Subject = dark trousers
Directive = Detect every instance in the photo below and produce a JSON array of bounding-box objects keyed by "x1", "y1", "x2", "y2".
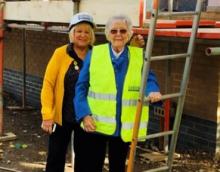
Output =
[
  {"x1": 74, "y1": 130, "x2": 130, "y2": 172},
  {"x1": 45, "y1": 123, "x2": 80, "y2": 172}
]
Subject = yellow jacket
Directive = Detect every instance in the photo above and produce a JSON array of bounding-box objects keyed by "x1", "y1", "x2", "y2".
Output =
[{"x1": 41, "y1": 44, "x2": 73, "y2": 125}]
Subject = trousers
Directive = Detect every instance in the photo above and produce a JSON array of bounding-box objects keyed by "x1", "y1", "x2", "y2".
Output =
[
  {"x1": 45, "y1": 123, "x2": 84, "y2": 172},
  {"x1": 74, "y1": 130, "x2": 130, "y2": 172}
]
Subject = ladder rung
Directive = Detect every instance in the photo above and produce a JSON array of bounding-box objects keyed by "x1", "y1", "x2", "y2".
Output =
[
  {"x1": 139, "y1": 131, "x2": 174, "y2": 140},
  {"x1": 149, "y1": 53, "x2": 189, "y2": 61},
  {"x1": 158, "y1": 11, "x2": 199, "y2": 17},
  {"x1": 145, "y1": 92, "x2": 182, "y2": 102},
  {"x1": 142, "y1": 166, "x2": 169, "y2": 172}
]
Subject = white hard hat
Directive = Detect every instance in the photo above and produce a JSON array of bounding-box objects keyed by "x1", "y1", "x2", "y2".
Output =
[{"x1": 69, "y1": 12, "x2": 95, "y2": 31}]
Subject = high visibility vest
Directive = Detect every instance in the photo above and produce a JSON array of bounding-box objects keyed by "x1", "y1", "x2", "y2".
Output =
[{"x1": 88, "y1": 44, "x2": 149, "y2": 142}]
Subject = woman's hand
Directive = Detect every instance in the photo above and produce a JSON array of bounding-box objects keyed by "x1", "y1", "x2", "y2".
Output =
[
  {"x1": 41, "y1": 119, "x2": 54, "y2": 134},
  {"x1": 148, "y1": 92, "x2": 162, "y2": 103},
  {"x1": 83, "y1": 115, "x2": 96, "y2": 132},
  {"x1": 130, "y1": 34, "x2": 145, "y2": 48}
]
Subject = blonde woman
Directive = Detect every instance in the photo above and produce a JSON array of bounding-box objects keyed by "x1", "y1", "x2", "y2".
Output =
[{"x1": 41, "y1": 12, "x2": 95, "y2": 172}]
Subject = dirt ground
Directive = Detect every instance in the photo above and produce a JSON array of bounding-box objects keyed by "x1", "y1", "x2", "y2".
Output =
[{"x1": 0, "y1": 93, "x2": 220, "y2": 172}]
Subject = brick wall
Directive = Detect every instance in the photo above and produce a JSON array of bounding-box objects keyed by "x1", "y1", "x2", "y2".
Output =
[
  {"x1": 177, "y1": 115, "x2": 216, "y2": 152},
  {"x1": 146, "y1": 37, "x2": 220, "y2": 153},
  {"x1": 4, "y1": 29, "x2": 69, "y2": 78},
  {"x1": 148, "y1": 111, "x2": 217, "y2": 153},
  {"x1": 3, "y1": 69, "x2": 42, "y2": 107},
  {"x1": 3, "y1": 28, "x2": 220, "y2": 153},
  {"x1": 3, "y1": 29, "x2": 68, "y2": 105},
  {"x1": 152, "y1": 37, "x2": 220, "y2": 122}
]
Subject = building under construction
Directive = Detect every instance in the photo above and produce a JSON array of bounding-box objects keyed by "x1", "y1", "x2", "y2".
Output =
[{"x1": 0, "y1": 0, "x2": 220, "y2": 171}]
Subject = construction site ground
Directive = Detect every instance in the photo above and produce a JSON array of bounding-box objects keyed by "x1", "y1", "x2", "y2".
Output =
[{"x1": 0, "y1": 93, "x2": 220, "y2": 172}]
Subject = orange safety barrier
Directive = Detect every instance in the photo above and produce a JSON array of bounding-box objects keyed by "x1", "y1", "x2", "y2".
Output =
[
  {"x1": 175, "y1": 19, "x2": 216, "y2": 27},
  {"x1": 142, "y1": 19, "x2": 217, "y2": 29},
  {"x1": 133, "y1": 27, "x2": 220, "y2": 39},
  {"x1": 143, "y1": 19, "x2": 177, "y2": 28},
  {"x1": 215, "y1": 21, "x2": 220, "y2": 28}
]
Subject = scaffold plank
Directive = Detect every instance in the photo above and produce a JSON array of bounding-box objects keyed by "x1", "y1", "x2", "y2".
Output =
[
  {"x1": 4, "y1": 0, "x2": 139, "y2": 26},
  {"x1": 4, "y1": 1, "x2": 74, "y2": 23}
]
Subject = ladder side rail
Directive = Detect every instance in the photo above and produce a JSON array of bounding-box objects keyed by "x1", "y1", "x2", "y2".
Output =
[
  {"x1": 150, "y1": 53, "x2": 190, "y2": 61},
  {"x1": 167, "y1": 0, "x2": 203, "y2": 171},
  {"x1": 165, "y1": 0, "x2": 173, "y2": 155},
  {"x1": 168, "y1": 0, "x2": 174, "y2": 12},
  {"x1": 126, "y1": 0, "x2": 159, "y2": 171}
]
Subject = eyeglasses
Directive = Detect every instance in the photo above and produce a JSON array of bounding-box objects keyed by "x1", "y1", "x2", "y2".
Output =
[{"x1": 110, "y1": 29, "x2": 127, "y2": 34}]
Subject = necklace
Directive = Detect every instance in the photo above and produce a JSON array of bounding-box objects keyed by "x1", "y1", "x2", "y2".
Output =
[{"x1": 73, "y1": 59, "x2": 80, "y2": 72}]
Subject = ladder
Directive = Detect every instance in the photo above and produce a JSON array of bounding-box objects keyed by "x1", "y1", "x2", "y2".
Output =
[{"x1": 127, "y1": 0, "x2": 203, "y2": 171}]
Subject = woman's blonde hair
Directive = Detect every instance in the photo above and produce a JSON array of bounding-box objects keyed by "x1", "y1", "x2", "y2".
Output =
[{"x1": 69, "y1": 23, "x2": 95, "y2": 46}]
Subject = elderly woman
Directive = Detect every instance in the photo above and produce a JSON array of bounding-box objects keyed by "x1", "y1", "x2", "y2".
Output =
[
  {"x1": 74, "y1": 14, "x2": 161, "y2": 172},
  {"x1": 41, "y1": 12, "x2": 96, "y2": 172}
]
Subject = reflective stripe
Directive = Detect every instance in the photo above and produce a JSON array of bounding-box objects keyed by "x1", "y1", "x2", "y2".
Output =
[
  {"x1": 122, "y1": 99, "x2": 137, "y2": 106},
  {"x1": 93, "y1": 114, "x2": 115, "y2": 123},
  {"x1": 88, "y1": 91, "x2": 116, "y2": 100},
  {"x1": 122, "y1": 99, "x2": 148, "y2": 106},
  {"x1": 122, "y1": 121, "x2": 148, "y2": 130}
]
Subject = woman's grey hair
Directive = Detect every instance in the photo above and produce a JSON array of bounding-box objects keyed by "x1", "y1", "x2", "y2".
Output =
[
  {"x1": 105, "y1": 14, "x2": 133, "y2": 41},
  {"x1": 69, "y1": 24, "x2": 95, "y2": 46}
]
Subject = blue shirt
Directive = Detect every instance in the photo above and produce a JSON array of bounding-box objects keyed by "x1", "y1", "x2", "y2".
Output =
[{"x1": 74, "y1": 44, "x2": 160, "y2": 136}]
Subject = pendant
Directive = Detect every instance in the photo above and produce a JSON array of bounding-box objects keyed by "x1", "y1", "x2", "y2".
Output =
[
  {"x1": 74, "y1": 65, "x2": 79, "y2": 70},
  {"x1": 74, "y1": 61, "x2": 78, "y2": 65}
]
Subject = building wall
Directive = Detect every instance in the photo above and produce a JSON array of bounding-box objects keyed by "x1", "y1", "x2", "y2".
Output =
[
  {"x1": 3, "y1": 68, "x2": 42, "y2": 107},
  {"x1": 208, "y1": 0, "x2": 220, "y2": 6},
  {"x1": 152, "y1": 37, "x2": 220, "y2": 122},
  {"x1": 147, "y1": 37, "x2": 219, "y2": 153},
  {"x1": 4, "y1": 29, "x2": 68, "y2": 77},
  {"x1": 3, "y1": 29, "x2": 68, "y2": 106},
  {"x1": 148, "y1": 111, "x2": 216, "y2": 153},
  {"x1": 207, "y1": 0, "x2": 220, "y2": 11},
  {"x1": 3, "y1": 26, "x2": 220, "y2": 152}
]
